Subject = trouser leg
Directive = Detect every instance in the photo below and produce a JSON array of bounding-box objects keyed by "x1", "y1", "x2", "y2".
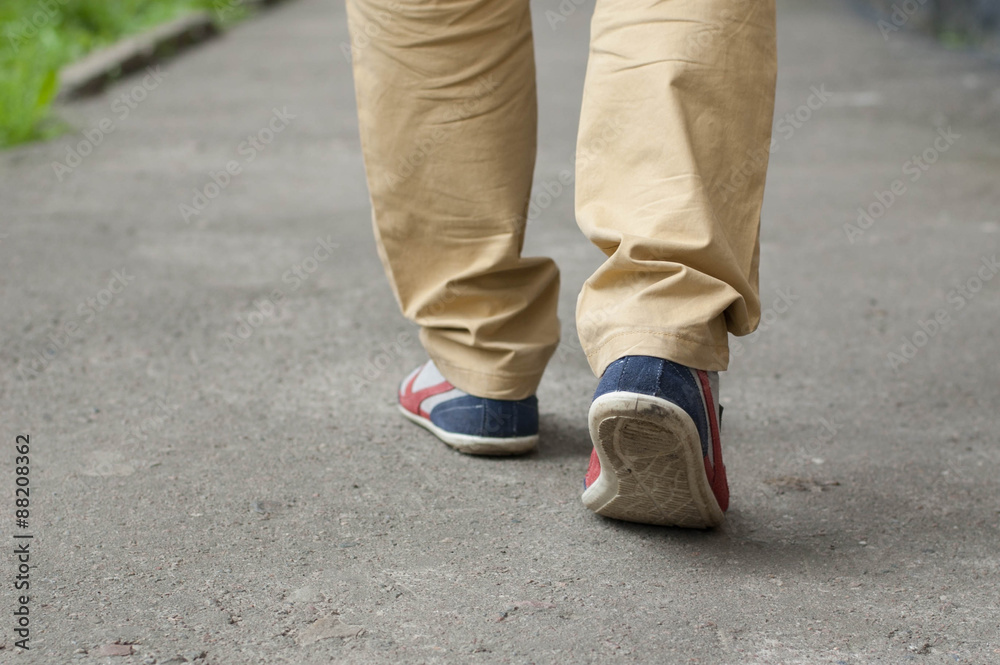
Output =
[
  {"x1": 346, "y1": 0, "x2": 560, "y2": 400},
  {"x1": 575, "y1": 0, "x2": 777, "y2": 375}
]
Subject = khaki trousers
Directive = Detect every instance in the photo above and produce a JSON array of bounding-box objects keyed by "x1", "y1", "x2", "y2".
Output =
[{"x1": 346, "y1": 0, "x2": 777, "y2": 400}]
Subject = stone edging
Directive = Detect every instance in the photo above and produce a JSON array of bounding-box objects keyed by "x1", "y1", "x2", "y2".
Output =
[{"x1": 57, "y1": 0, "x2": 295, "y2": 101}]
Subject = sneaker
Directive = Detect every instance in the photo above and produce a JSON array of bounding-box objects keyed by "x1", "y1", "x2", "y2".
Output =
[
  {"x1": 582, "y1": 355, "x2": 728, "y2": 528},
  {"x1": 397, "y1": 360, "x2": 539, "y2": 455}
]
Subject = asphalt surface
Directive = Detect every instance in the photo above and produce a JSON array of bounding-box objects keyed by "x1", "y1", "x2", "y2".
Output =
[{"x1": 2, "y1": 0, "x2": 1000, "y2": 663}]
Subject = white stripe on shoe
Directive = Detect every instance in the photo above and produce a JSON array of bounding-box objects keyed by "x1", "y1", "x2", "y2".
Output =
[{"x1": 410, "y1": 360, "x2": 448, "y2": 392}]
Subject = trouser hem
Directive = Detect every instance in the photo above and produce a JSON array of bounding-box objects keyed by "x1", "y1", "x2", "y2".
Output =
[
  {"x1": 429, "y1": 355, "x2": 545, "y2": 401},
  {"x1": 585, "y1": 330, "x2": 730, "y2": 378}
]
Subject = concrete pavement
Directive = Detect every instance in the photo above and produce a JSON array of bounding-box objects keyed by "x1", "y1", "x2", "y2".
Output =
[{"x1": 2, "y1": 0, "x2": 1000, "y2": 662}]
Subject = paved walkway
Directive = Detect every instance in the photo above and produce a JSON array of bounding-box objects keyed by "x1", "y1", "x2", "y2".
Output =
[{"x1": 2, "y1": 0, "x2": 1000, "y2": 662}]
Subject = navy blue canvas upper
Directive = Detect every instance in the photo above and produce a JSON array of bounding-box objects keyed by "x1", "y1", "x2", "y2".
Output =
[
  {"x1": 594, "y1": 356, "x2": 710, "y2": 457},
  {"x1": 430, "y1": 395, "x2": 539, "y2": 439}
]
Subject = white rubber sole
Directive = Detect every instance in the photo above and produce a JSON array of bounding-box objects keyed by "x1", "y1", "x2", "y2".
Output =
[
  {"x1": 582, "y1": 392, "x2": 725, "y2": 528},
  {"x1": 397, "y1": 405, "x2": 538, "y2": 456}
]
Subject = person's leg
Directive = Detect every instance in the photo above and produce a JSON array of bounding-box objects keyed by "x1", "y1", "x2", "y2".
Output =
[
  {"x1": 575, "y1": 0, "x2": 777, "y2": 526},
  {"x1": 575, "y1": 0, "x2": 777, "y2": 373},
  {"x1": 346, "y1": 0, "x2": 559, "y2": 402}
]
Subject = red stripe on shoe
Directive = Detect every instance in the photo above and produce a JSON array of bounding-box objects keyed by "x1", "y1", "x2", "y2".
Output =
[
  {"x1": 584, "y1": 449, "x2": 601, "y2": 488},
  {"x1": 697, "y1": 370, "x2": 729, "y2": 512},
  {"x1": 399, "y1": 371, "x2": 455, "y2": 418}
]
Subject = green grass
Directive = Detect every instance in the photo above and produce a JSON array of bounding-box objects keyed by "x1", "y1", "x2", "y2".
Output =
[{"x1": 0, "y1": 0, "x2": 243, "y2": 148}]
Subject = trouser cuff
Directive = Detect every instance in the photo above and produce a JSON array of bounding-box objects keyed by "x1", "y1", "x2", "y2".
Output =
[{"x1": 585, "y1": 330, "x2": 730, "y2": 378}]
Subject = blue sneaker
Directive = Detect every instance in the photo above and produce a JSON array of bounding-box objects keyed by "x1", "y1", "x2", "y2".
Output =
[
  {"x1": 398, "y1": 360, "x2": 539, "y2": 455},
  {"x1": 582, "y1": 355, "x2": 728, "y2": 528}
]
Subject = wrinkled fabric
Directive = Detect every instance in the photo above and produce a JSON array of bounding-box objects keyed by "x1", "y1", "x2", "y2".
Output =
[{"x1": 347, "y1": 0, "x2": 776, "y2": 400}]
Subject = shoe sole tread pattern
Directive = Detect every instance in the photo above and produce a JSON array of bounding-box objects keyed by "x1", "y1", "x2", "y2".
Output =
[
  {"x1": 583, "y1": 392, "x2": 724, "y2": 528},
  {"x1": 397, "y1": 405, "x2": 538, "y2": 456}
]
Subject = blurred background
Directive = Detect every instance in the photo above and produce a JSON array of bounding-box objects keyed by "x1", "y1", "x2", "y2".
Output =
[
  {"x1": 868, "y1": 0, "x2": 1000, "y2": 51},
  {"x1": 0, "y1": 0, "x2": 249, "y2": 148}
]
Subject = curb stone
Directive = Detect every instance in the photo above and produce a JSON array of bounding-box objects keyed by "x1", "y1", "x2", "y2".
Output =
[{"x1": 57, "y1": 0, "x2": 295, "y2": 101}]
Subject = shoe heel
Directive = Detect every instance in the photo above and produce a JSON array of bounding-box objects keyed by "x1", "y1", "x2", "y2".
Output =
[{"x1": 583, "y1": 393, "x2": 724, "y2": 528}]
